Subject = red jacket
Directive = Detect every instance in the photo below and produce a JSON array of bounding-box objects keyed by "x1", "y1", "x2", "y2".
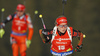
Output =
[{"x1": 2, "y1": 14, "x2": 33, "y2": 40}]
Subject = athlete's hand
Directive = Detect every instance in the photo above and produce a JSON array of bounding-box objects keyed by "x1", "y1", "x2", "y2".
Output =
[
  {"x1": 0, "y1": 23, "x2": 5, "y2": 29},
  {"x1": 75, "y1": 44, "x2": 83, "y2": 52},
  {"x1": 42, "y1": 29, "x2": 52, "y2": 39},
  {"x1": 42, "y1": 29, "x2": 48, "y2": 35},
  {"x1": 26, "y1": 40, "x2": 31, "y2": 48},
  {"x1": 0, "y1": 29, "x2": 5, "y2": 38}
]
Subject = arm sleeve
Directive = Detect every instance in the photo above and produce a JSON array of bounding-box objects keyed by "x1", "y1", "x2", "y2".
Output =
[
  {"x1": 72, "y1": 29, "x2": 83, "y2": 46},
  {"x1": 27, "y1": 16, "x2": 34, "y2": 40},
  {"x1": 0, "y1": 14, "x2": 14, "y2": 28},
  {"x1": 3, "y1": 14, "x2": 14, "y2": 24}
]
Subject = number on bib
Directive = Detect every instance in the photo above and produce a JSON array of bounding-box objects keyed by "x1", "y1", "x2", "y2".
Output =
[{"x1": 58, "y1": 45, "x2": 65, "y2": 50}]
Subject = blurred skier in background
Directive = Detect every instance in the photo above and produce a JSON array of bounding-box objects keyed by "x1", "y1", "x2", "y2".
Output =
[
  {"x1": 39, "y1": 16, "x2": 84, "y2": 56},
  {"x1": 0, "y1": 4, "x2": 33, "y2": 56}
]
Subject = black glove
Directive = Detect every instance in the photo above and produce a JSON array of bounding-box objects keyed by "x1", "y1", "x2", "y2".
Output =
[
  {"x1": 41, "y1": 29, "x2": 52, "y2": 43},
  {"x1": 75, "y1": 44, "x2": 83, "y2": 52},
  {"x1": 42, "y1": 29, "x2": 52, "y2": 38},
  {"x1": 42, "y1": 29, "x2": 49, "y2": 35}
]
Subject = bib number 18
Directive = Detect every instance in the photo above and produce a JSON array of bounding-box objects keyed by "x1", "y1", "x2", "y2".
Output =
[{"x1": 58, "y1": 45, "x2": 65, "y2": 50}]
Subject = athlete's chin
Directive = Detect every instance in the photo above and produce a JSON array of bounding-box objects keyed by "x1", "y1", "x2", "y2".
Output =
[
  {"x1": 17, "y1": 13, "x2": 24, "y2": 17},
  {"x1": 60, "y1": 30, "x2": 66, "y2": 33}
]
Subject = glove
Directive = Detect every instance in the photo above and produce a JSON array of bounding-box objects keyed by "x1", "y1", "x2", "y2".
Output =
[
  {"x1": 75, "y1": 44, "x2": 83, "y2": 52},
  {"x1": 41, "y1": 29, "x2": 52, "y2": 43},
  {"x1": 26, "y1": 40, "x2": 31, "y2": 48},
  {"x1": 42, "y1": 29, "x2": 48, "y2": 35},
  {"x1": 42, "y1": 29, "x2": 52, "y2": 38},
  {"x1": 0, "y1": 29, "x2": 5, "y2": 38}
]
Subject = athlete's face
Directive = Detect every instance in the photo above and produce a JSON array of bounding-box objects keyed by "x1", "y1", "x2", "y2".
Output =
[
  {"x1": 57, "y1": 23, "x2": 67, "y2": 33},
  {"x1": 16, "y1": 10, "x2": 24, "y2": 17}
]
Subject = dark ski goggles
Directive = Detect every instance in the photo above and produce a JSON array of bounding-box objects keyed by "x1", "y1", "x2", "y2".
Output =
[{"x1": 16, "y1": 10, "x2": 23, "y2": 12}]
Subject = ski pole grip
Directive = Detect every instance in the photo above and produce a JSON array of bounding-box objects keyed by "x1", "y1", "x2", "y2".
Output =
[{"x1": 43, "y1": 25, "x2": 46, "y2": 29}]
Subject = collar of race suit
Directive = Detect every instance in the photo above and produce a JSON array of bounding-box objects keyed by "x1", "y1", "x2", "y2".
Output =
[{"x1": 57, "y1": 29, "x2": 67, "y2": 36}]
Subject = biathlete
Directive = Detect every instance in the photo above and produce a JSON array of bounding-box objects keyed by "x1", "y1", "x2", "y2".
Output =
[
  {"x1": 39, "y1": 16, "x2": 84, "y2": 56},
  {"x1": 0, "y1": 4, "x2": 33, "y2": 56}
]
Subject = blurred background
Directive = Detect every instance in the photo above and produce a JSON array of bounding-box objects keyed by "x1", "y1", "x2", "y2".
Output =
[{"x1": 0, "y1": 0, "x2": 100, "y2": 56}]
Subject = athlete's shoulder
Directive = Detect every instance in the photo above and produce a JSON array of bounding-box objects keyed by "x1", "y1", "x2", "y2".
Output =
[
  {"x1": 7, "y1": 13, "x2": 16, "y2": 20},
  {"x1": 24, "y1": 13, "x2": 31, "y2": 19},
  {"x1": 24, "y1": 13, "x2": 30, "y2": 17},
  {"x1": 68, "y1": 27, "x2": 73, "y2": 30}
]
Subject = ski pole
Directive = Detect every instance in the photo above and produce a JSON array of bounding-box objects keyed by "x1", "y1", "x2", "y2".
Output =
[
  {"x1": 39, "y1": 14, "x2": 46, "y2": 29},
  {"x1": 23, "y1": 0, "x2": 26, "y2": 5},
  {"x1": 62, "y1": 0, "x2": 67, "y2": 15},
  {"x1": 1, "y1": 8, "x2": 5, "y2": 22}
]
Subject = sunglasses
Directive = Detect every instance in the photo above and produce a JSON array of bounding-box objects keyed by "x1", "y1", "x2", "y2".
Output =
[{"x1": 58, "y1": 25, "x2": 67, "y2": 28}]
